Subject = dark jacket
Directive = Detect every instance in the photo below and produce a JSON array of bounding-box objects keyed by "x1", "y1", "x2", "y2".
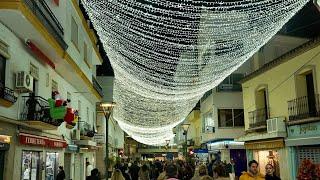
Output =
[
  {"x1": 129, "y1": 164, "x2": 140, "y2": 180},
  {"x1": 265, "y1": 174, "x2": 281, "y2": 180},
  {"x1": 56, "y1": 170, "x2": 65, "y2": 180}
]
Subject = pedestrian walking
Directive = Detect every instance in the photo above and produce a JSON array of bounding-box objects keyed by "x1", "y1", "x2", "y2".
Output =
[
  {"x1": 111, "y1": 169, "x2": 125, "y2": 180},
  {"x1": 239, "y1": 160, "x2": 264, "y2": 180},
  {"x1": 56, "y1": 166, "x2": 65, "y2": 180}
]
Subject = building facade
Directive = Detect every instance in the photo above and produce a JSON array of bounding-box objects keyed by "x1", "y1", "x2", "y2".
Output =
[
  {"x1": 0, "y1": 0, "x2": 104, "y2": 179},
  {"x1": 238, "y1": 37, "x2": 320, "y2": 179}
]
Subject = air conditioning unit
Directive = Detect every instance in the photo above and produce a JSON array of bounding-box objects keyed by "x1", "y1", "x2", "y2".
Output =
[
  {"x1": 72, "y1": 129, "x2": 80, "y2": 140},
  {"x1": 16, "y1": 71, "x2": 33, "y2": 92},
  {"x1": 267, "y1": 117, "x2": 286, "y2": 133}
]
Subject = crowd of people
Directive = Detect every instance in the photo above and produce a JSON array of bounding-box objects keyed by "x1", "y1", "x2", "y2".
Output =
[{"x1": 110, "y1": 159, "x2": 281, "y2": 180}]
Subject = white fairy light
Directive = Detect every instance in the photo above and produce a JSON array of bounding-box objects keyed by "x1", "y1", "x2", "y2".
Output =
[{"x1": 81, "y1": 0, "x2": 308, "y2": 144}]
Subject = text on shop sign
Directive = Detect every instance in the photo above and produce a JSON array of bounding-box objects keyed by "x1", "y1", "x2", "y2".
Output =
[{"x1": 19, "y1": 133, "x2": 67, "y2": 148}]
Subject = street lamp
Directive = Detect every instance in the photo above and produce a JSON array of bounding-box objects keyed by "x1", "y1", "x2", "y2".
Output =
[
  {"x1": 181, "y1": 123, "x2": 190, "y2": 158},
  {"x1": 100, "y1": 102, "x2": 116, "y2": 180}
]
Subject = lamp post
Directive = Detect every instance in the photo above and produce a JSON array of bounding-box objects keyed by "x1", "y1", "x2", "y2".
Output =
[
  {"x1": 181, "y1": 123, "x2": 190, "y2": 158},
  {"x1": 165, "y1": 139, "x2": 170, "y2": 160},
  {"x1": 101, "y1": 102, "x2": 116, "y2": 180}
]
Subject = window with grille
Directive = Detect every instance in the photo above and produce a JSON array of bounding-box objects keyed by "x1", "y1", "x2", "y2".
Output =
[
  {"x1": 30, "y1": 63, "x2": 39, "y2": 80},
  {"x1": 52, "y1": 80, "x2": 58, "y2": 92},
  {"x1": 297, "y1": 147, "x2": 320, "y2": 166}
]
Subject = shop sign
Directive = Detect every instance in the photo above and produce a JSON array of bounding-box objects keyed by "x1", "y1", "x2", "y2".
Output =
[
  {"x1": 66, "y1": 145, "x2": 79, "y2": 153},
  {"x1": 19, "y1": 133, "x2": 67, "y2": 148},
  {"x1": 245, "y1": 139, "x2": 284, "y2": 150},
  {"x1": 288, "y1": 121, "x2": 320, "y2": 138},
  {"x1": 0, "y1": 142, "x2": 10, "y2": 150}
]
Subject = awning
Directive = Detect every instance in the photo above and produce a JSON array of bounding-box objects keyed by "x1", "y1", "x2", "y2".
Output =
[
  {"x1": 245, "y1": 139, "x2": 284, "y2": 150},
  {"x1": 285, "y1": 136, "x2": 320, "y2": 146}
]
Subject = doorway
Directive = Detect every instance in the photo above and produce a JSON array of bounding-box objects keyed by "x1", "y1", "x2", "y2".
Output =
[
  {"x1": 306, "y1": 73, "x2": 316, "y2": 117},
  {"x1": 64, "y1": 153, "x2": 72, "y2": 180}
]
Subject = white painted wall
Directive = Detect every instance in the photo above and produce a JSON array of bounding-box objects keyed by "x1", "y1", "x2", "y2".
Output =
[
  {"x1": 44, "y1": 0, "x2": 101, "y2": 81},
  {"x1": 0, "y1": 22, "x2": 96, "y2": 140}
]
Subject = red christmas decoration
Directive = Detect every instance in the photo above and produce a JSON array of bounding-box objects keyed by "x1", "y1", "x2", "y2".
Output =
[{"x1": 297, "y1": 159, "x2": 320, "y2": 180}]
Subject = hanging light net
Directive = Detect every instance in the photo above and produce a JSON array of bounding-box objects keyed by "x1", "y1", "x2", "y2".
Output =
[{"x1": 81, "y1": 0, "x2": 308, "y2": 145}]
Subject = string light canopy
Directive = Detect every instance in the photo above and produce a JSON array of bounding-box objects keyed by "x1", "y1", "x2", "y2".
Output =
[{"x1": 81, "y1": 0, "x2": 308, "y2": 145}]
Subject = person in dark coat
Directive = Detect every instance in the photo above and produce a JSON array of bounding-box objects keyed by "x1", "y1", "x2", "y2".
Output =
[
  {"x1": 129, "y1": 161, "x2": 140, "y2": 180},
  {"x1": 265, "y1": 164, "x2": 281, "y2": 180},
  {"x1": 56, "y1": 166, "x2": 65, "y2": 180},
  {"x1": 86, "y1": 168, "x2": 100, "y2": 180}
]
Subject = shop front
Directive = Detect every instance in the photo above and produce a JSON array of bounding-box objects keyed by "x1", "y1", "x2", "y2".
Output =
[
  {"x1": 74, "y1": 139, "x2": 97, "y2": 179},
  {"x1": 207, "y1": 140, "x2": 246, "y2": 177},
  {"x1": 245, "y1": 138, "x2": 287, "y2": 178},
  {"x1": 286, "y1": 121, "x2": 320, "y2": 179},
  {"x1": 18, "y1": 132, "x2": 67, "y2": 180},
  {"x1": 0, "y1": 135, "x2": 10, "y2": 180}
]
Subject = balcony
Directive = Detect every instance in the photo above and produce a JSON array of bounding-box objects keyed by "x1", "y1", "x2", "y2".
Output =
[
  {"x1": 24, "y1": 0, "x2": 67, "y2": 50},
  {"x1": 78, "y1": 121, "x2": 95, "y2": 140},
  {"x1": 248, "y1": 108, "x2": 269, "y2": 131},
  {"x1": 20, "y1": 95, "x2": 63, "y2": 130},
  {"x1": 92, "y1": 76, "x2": 104, "y2": 97},
  {"x1": 288, "y1": 94, "x2": 320, "y2": 124},
  {"x1": 0, "y1": 85, "x2": 17, "y2": 107}
]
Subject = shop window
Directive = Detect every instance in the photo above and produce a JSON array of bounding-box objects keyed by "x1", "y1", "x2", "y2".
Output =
[
  {"x1": 21, "y1": 151, "x2": 41, "y2": 180},
  {"x1": 45, "y1": 152, "x2": 59, "y2": 180},
  {"x1": 218, "y1": 109, "x2": 244, "y2": 127},
  {"x1": 71, "y1": 17, "x2": 79, "y2": 50}
]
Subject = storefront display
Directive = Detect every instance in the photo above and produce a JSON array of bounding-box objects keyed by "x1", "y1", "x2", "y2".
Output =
[
  {"x1": 21, "y1": 151, "x2": 41, "y2": 180},
  {"x1": 45, "y1": 152, "x2": 59, "y2": 180},
  {"x1": 245, "y1": 139, "x2": 284, "y2": 177},
  {"x1": 254, "y1": 150, "x2": 280, "y2": 176},
  {"x1": 286, "y1": 121, "x2": 320, "y2": 179}
]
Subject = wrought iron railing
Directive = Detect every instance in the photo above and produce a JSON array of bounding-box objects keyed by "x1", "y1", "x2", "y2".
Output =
[
  {"x1": 24, "y1": 0, "x2": 68, "y2": 50},
  {"x1": 288, "y1": 94, "x2": 320, "y2": 121},
  {"x1": 248, "y1": 108, "x2": 269, "y2": 129},
  {"x1": 92, "y1": 76, "x2": 104, "y2": 97},
  {"x1": 78, "y1": 120, "x2": 95, "y2": 137},
  {"x1": 0, "y1": 86, "x2": 17, "y2": 103},
  {"x1": 20, "y1": 95, "x2": 62, "y2": 126}
]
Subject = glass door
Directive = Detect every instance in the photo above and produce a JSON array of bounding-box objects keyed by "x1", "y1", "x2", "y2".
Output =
[
  {"x1": 21, "y1": 151, "x2": 41, "y2": 180},
  {"x1": 45, "y1": 152, "x2": 59, "y2": 180}
]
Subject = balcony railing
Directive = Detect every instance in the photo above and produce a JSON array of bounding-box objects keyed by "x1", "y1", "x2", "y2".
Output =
[
  {"x1": 20, "y1": 95, "x2": 62, "y2": 126},
  {"x1": 0, "y1": 86, "x2": 17, "y2": 103},
  {"x1": 288, "y1": 94, "x2": 320, "y2": 121},
  {"x1": 78, "y1": 120, "x2": 95, "y2": 137},
  {"x1": 248, "y1": 108, "x2": 269, "y2": 129},
  {"x1": 92, "y1": 76, "x2": 104, "y2": 97},
  {"x1": 24, "y1": 0, "x2": 68, "y2": 50}
]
